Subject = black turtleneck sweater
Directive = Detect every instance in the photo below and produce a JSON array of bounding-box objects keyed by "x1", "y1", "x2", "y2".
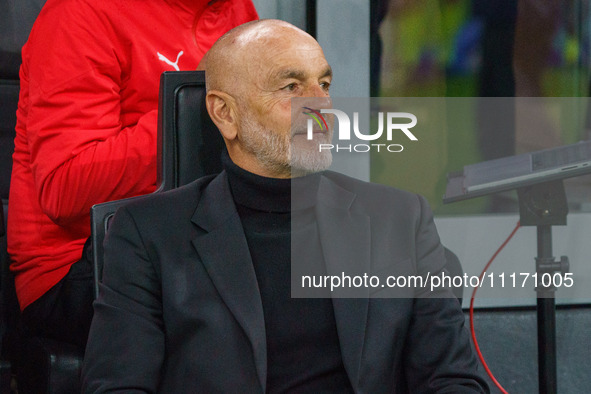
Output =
[{"x1": 223, "y1": 154, "x2": 354, "y2": 393}]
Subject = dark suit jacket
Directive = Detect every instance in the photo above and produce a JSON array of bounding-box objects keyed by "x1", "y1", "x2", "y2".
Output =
[{"x1": 82, "y1": 171, "x2": 488, "y2": 393}]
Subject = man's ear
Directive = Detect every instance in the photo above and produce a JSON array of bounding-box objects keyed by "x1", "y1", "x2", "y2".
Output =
[{"x1": 206, "y1": 90, "x2": 239, "y2": 141}]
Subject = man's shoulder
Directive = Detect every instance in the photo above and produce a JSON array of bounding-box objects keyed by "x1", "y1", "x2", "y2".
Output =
[
  {"x1": 321, "y1": 170, "x2": 422, "y2": 207},
  {"x1": 119, "y1": 173, "x2": 221, "y2": 219}
]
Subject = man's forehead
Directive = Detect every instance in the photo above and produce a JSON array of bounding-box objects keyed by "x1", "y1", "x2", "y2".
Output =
[
  {"x1": 260, "y1": 43, "x2": 331, "y2": 81},
  {"x1": 271, "y1": 65, "x2": 333, "y2": 82}
]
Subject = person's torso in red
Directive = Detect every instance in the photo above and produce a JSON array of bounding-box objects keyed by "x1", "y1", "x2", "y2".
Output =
[{"x1": 8, "y1": 0, "x2": 258, "y2": 310}]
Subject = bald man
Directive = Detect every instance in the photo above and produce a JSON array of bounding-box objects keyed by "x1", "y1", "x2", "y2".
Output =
[{"x1": 82, "y1": 20, "x2": 488, "y2": 393}]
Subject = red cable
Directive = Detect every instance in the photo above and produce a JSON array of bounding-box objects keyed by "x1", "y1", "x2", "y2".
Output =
[{"x1": 469, "y1": 221, "x2": 521, "y2": 394}]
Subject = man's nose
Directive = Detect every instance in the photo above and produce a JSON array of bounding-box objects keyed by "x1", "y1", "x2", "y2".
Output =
[{"x1": 300, "y1": 95, "x2": 331, "y2": 113}]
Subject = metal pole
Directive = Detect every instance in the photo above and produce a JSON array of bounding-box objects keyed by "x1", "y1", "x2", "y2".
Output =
[{"x1": 536, "y1": 225, "x2": 557, "y2": 394}]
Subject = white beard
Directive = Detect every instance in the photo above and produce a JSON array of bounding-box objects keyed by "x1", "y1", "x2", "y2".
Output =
[{"x1": 239, "y1": 109, "x2": 332, "y2": 177}]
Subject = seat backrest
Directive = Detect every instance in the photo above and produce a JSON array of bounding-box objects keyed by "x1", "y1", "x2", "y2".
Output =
[
  {"x1": 91, "y1": 70, "x2": 223, "y2": 298},
  {"x1": 157, "y1": 71, "x2": 224, "y2": 191}
]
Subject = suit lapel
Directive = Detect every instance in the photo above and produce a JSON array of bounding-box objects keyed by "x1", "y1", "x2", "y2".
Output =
[
  {"x1": 190, "y1": 172, "x2": 267, "y2": 390},
  {"x1": 315, "y1": 176, "x2": 370, "y2": 389}
]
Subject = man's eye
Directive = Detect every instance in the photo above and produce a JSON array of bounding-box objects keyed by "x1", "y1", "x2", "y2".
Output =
[
  {"x1": 320, "y1": 82, "x2": 331, "y2": 91},
  {"x1": 283, "y1": 83, "x2": 297, "y2": 91}
]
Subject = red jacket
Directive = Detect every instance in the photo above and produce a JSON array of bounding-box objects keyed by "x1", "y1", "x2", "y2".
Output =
[{"x1": 8, "y1": 0, "x2": 258, "y2": 310}]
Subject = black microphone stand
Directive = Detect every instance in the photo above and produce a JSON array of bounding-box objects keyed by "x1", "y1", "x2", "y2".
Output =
[{"x1": 517, "y1": 179, "x2": 569, "y2": 394}]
